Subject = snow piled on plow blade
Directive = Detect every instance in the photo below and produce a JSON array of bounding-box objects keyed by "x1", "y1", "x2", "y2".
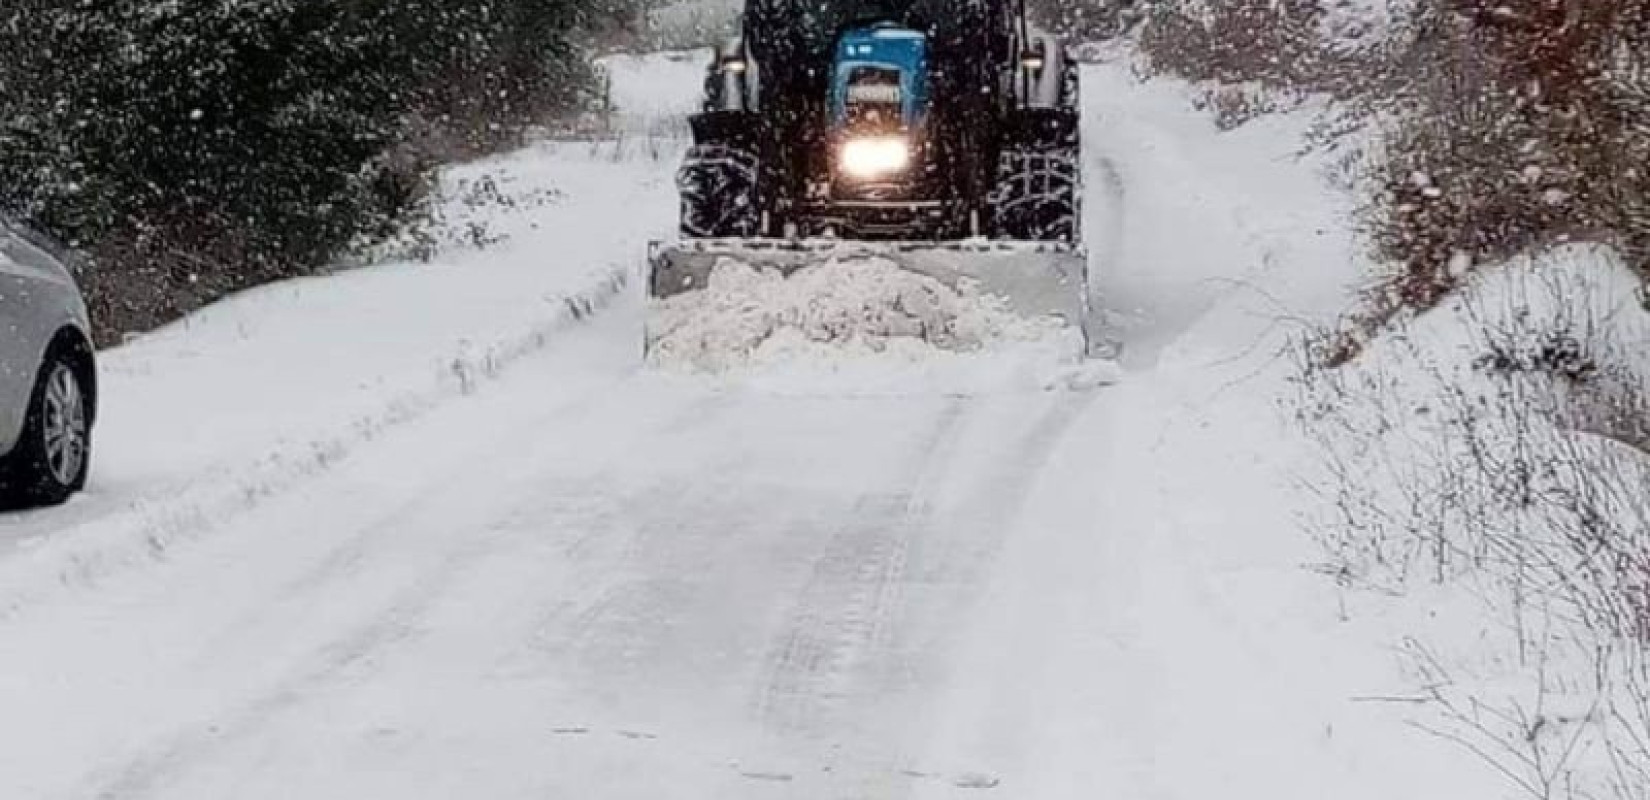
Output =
[{"x1": 645, "y1": 244, "x2": 1117, "y2": 393}]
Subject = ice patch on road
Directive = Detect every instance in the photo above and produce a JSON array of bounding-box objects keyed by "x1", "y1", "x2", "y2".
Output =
[{"x1": 646, "y1": 257, "x2": 1117, "y2": 394}]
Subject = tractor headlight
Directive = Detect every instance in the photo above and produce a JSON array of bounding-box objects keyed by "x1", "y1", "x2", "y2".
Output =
[{"x1": 839, "y1": 136, "x2": 911, "y2": 180}]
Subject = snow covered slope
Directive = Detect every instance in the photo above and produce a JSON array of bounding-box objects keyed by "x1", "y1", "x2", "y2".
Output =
[
  {"x1": 0, "y1": 49, "x2": 1506, "y2": 799},
  {"x1": 0, "y1": 78, "x2": 696, "y2": 615},
  {"x1": 1304, "y1": 243, "x2": 1650, "y2": 799}
]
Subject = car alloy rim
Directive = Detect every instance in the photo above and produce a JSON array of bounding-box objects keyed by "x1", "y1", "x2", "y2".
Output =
[{"x1": 42, "y1": 364, "x2": 87, "y2": 486}]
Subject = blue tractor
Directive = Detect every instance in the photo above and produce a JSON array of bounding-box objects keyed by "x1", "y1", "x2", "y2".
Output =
[{"x1": 648, "y1": 0, "x2": 1092, "y2": 352}]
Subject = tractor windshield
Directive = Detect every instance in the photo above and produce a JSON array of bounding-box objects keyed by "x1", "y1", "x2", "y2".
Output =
[
  {"x1": 842, "y1": 67, "x2": 904, "y2": 133},
  {"x1": 828, "y1": 25, "x2": 929, "y2": 133}
]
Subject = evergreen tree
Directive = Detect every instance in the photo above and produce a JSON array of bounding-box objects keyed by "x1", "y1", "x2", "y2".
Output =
[{"x1": 0, "y1": 0, "x2": 608, "y2": 340}]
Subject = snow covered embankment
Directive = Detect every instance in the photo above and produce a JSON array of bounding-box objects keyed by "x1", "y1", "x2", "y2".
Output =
[
  {"x1": 1303, "y1": 243, "x2": 1650, "y2": 799},
  {"x1": 0, "y1": 49, "x2": 709, "y2": 617},
  {"x1": 0, "y1": 143, "x2": 660, "y2": 618},
  {"x1": 888, "y1": 56, "x2": 1507, "y2": 800}
]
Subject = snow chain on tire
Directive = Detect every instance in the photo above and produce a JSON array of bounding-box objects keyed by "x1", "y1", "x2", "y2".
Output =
[
  {"x1": 678, "y1": 144, "x2": 760, "y2": 238},
  {"x1": 990, "y1": 146, "x2": 1080, "y2": 242}
]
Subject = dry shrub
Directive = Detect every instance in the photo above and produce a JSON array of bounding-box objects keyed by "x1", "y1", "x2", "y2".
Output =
[
  {"x1": 1300, "y1": 250, "x2": 1650, "y2": 798},
  {"x1": 1135, "y1": 0, "x2": 1367, "y2": 94},
  {"x1": 0, "y1": 0, "x2": 606, "y2": 345},
  {"x1": 1338, "y1": 1, "x2": 1650, "y2": 361},
  {"x1": 1029, "y1": 0, "x2": 1144, "y2": 41},
  {"x1": 1191, "y1": 82, "x2": 1307, "y2": 131}
]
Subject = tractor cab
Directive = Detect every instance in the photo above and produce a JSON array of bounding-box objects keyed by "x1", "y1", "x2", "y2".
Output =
[
  {"x1": 829, "y1": 24, "x2": 930, "y2": 136},
  {"x1": 824, "y1": 24, "x2": 934, "y2": 215}
]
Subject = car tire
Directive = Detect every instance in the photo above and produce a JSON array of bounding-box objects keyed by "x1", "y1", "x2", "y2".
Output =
[{"x1": 0, "y1": 352, "x2": 91, "y2": 508}]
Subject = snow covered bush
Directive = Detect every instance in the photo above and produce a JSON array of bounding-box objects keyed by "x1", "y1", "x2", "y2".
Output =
[
  {"x1": 1028, "y1": 0, "x2": 1143, "y2": 41},
  {"x1": 1348, "y1": 1, "x2": 1650, "y2": 353},
  {"x1": 1126, "y1": 0, "x2": 1401, "y2": 134},
  {"x1": 1137, "y1": 0, "x2": 1329, "y2": 88},
  {"x1": 0, "y1": 0, "x2": 607, "y2": 343},
  {"x1": 629, "y1": 0, "x2": 740, "y2": 51},
  {"x1": 1301, "y1": 245, "x2": 1650, "y2": 798}
]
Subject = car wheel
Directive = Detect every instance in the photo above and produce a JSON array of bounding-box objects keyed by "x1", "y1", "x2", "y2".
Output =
[{"x1": 0, "y1": 354, "x2": 90, "y2": 507}]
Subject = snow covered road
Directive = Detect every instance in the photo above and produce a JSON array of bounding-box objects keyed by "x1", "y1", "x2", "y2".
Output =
[
  {"x1": 24, "y1": 347, "x2": 1112, "y2": 799},
  {"x1": 0, "y1": 54, "x2": 1501, "y2": 798}
]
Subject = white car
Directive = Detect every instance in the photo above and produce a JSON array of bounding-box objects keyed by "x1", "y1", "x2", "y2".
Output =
[{"x1": 0, "y1": 216, "x2": 95, "y2": 507}]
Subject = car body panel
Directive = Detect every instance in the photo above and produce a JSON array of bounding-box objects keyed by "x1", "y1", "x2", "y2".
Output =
[{"x1": 0, "y1": 218, "x2": 92, "y2": 456}]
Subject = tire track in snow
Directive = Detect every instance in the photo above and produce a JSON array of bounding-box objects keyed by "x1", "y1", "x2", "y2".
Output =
[
  {"x1": 1086, "y1": 156, "x2": 1128, "y2": 361},
  {"x1": 755, "y1": 389, "x2": 1102, "y2": 745},
  {"x1": 75, "y1": 383, "x2": 738, "y2": 800},
  {"x1": 913, "y1": 389, "x2": 1105, "y2": 591},
  {"x1": 82, "y1": 506, "x2": 510, "y2": 800},
  {"x1": 862, "y1": 390, "x2": 1106, "y2": 799},
  {"x1": 206, "y1": 383, "x2": 728, "y2": 662},
  {"x1": 752, "y1": 398, "x2": 969, "y2": 739},
  {"x1": 0, "y1": 269, "x2": 633, "y2": 625},
  {"x1": 76, "y1": 386, "x2": 1101, "y2": 800},
  {"x1": 196, "y1": 386, "x2": 633, "y2": 660},
  {"x1": 746, "y1": 389, "x2": 1100, "y2": 794}
]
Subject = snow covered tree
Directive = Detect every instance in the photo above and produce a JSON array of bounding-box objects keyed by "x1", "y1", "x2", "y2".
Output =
[
  {"x1": 1372, "y1": 0, "x2": 1650, "y2": 310},
  {"x1": 1136, "y1": 0, "x2": 1329, "y2": 87},
  {"x1": 1027, "y1": 0, "x2": 1143, "y2": 40},
  {"x1": 0, "y1": 0, "x2": 606, "y2": 341}
]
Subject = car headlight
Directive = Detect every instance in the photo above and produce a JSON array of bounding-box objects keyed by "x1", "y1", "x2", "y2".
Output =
[{"x1": 839, "y1": 136, "x2": 911, "y2": 180}]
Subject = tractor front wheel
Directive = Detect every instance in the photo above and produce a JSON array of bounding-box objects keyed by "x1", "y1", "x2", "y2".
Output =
[{"x1": 678, "y1": 144, "x2": 761, "y2": 239}]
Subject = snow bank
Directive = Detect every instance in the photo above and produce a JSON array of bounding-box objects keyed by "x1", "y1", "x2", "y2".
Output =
[
  {"x1": 645, "y1": 257, "x2": 1114, "y2": 394},
  {"x1": 1039, "y1": 57, "x2": 1509, "y2": 799},
  {"x1": 1302, "y1": 243, "x2": 1650, "y2": 799},
  {"x1": 0, "y1": 49, "x2": 713, "y2": 619},
  {"x1": 0, "y1": 141, "x2": 663, "y2": 619}
]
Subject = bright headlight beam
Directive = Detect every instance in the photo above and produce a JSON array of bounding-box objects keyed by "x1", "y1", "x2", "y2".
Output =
[{"x1": 839, "y1": 137, "x2": 911, "y2": 180}]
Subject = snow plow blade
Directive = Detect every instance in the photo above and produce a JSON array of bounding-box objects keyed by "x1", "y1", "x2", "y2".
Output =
[{"x1": 645, "y1": 238, "x2": 1094, "y2": 354}]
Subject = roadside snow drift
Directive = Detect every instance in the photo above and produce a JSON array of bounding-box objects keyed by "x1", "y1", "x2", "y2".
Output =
[{"x1": 1303, "y1": 244, "x2": 1650, "y2": 799}]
